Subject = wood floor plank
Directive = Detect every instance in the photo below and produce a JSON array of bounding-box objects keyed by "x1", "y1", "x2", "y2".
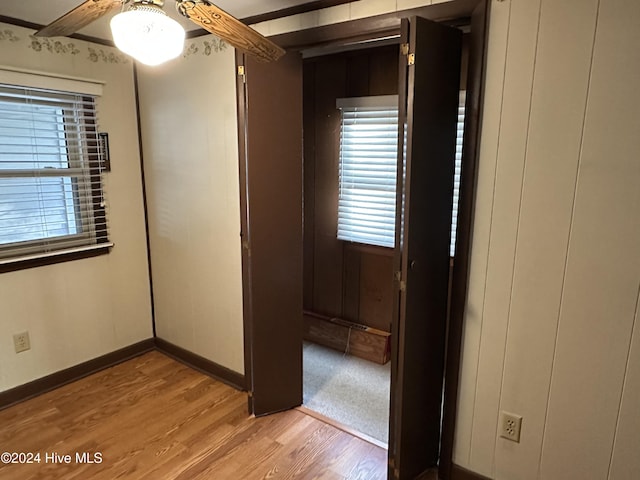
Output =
[
  {"x1": 329, "y1": 438, "x2": 379, "y2": 477},
  {"x1": 0, "y1": 352, "x2": 387, "y2": 479}
]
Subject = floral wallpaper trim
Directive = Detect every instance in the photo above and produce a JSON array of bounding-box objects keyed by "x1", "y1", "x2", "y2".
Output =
[
  {"x1": 0, "y1": 30, "x2": 20, "y2": 43},
  {"x1": 183, "y1": 38, "x2": 227, "y2": 58},
  {"x1": 0, "y1": 27, "x2": 130, "y2": 64},
  {"x1": 88, "y1": 47, "x2": 129, "y2": 64},
  {"x1": 1, "y1": 27, "x2": 225, "y2": 64},
  {"x1": 29, "y1": 36, "x2": 80, "y2": 55}
]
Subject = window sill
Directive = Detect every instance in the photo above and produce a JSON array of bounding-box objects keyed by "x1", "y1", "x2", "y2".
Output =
[{"x1": 0, "y1": 243, "x2": 114, "y2": 274}]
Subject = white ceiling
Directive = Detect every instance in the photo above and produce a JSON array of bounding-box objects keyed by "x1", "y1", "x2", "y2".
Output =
[{"x1": 0, "y1": 0, "x2": 310, "y2": 41}]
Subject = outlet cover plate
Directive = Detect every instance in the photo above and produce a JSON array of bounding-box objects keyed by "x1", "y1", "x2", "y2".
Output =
[
  {"x1": 500, "y1": 411, "x2": 522, "y2": 442},
  {"x1": 13, "y1": 331, "x2": 30, "y2": 353}
]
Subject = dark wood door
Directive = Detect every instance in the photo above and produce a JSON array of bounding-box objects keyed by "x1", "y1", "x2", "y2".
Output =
[
  {"x1": 389, "y1": 16, "x2": 462, "y2": 480},
  {"x1": 237, "y1": 51, "x2": 304, "y2": 416}
]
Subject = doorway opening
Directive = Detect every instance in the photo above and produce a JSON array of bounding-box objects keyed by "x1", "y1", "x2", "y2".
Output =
[
  {"x1": 300, "y1": 43, "x2": 398, "y2": 445},
  {"x1": 237, "y1": 3, "x2": 488, "y2": 477},
  {"x1": 300, "y1": 38, "x2": 469, "y2": 446}
]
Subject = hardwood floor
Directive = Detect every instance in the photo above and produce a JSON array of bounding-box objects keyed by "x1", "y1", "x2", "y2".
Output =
[{"x1": 0, "y1": 351, "x2": 387, "y2": 479}]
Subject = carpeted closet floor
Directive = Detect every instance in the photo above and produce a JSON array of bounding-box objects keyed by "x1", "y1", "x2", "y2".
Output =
[{"x1": 303, "y1": 341, "x2": 390, "y2": 444}]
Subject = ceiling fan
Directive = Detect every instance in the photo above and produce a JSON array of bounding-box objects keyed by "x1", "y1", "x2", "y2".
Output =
[{"x1": 34, "y1": 0, "x2": 286, "y2": 65}]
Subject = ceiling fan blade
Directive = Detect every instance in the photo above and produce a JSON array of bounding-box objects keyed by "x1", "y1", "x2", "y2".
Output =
[
  {"x1": 180, "y1": 1, "x2": 286, "y2": 62},
  {"x1": 35, "y1": 0, "x2": 122, "y2": 38}
]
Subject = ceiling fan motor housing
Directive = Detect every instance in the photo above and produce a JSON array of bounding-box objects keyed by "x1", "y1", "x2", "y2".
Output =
[
  {"x1": 129, "y1": 0, "x2": 166, "y2": 7},
  {"x1": 112, "y1": 0, "x2": 186, "y2": 65}
]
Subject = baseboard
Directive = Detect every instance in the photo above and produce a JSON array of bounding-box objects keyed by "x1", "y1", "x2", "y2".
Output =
[
  {"x1": 0, "y1": 338, "x2": 245, "y2": 411},
  {"x1": 303, "y1": 311, "x2": 391, "y2": 365},
  {"x1": 0, "y1": 338, "x2": 155, "y2": 410},
  {"x1": 154, "y1": 338, "x2": 246, "y2": 391},
  {"x1": 450, "y1": 464, "x2": 492, "y2": 480}
]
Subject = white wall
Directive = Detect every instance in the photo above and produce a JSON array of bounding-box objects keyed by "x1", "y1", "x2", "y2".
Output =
[
  {"x1": 454, "y1": 0, "x2": 640, "y2": 478},
  {"x1": 136, "y1": 38, "x2": 245, "y2": 374},
  {"x1": 0, "y1": 23, "x2": 153, "y2": 391}
]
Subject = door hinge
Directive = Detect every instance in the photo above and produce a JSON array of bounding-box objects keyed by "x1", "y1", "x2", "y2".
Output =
[
  {"x1": 395, "y1": 271, "x2": 406, "y2": 292},
  {"x1": 388, "y1": 458, "x2": 400, "y2": 480},
  {"x1": 400, "y1": 43, "x2": 409, "y2": 56},
  {"x1": 238, "y1": 65, "x2": 245, "y2": 76},
  {"x1": 242, "y1": 240, "x2": 251, "y2": 257},
  {"x1": 248, "y1": 390, "x2": 253, "y2": 398},
  {"x1": 408, "y1": 53, "x2": 415, "y2": 66}
]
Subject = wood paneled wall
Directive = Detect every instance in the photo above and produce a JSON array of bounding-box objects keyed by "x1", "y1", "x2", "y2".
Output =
[
  {"x1": 303, "y1": 45, "x2": 398, "y2": 333},
  {"x1": 454, "y1": 0, "x2": 640, "y2": 478}
]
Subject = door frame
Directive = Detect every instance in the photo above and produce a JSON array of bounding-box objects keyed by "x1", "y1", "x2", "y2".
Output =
[{"x1": 237, "y1": 0, "x2": 490, "y2": 477}]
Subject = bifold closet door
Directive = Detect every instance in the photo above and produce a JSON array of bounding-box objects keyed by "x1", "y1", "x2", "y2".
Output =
[
  {"x1": 389, "y1": 16, "x2": 462, "y2": 480},
  {"x1": 236, "y1": 50, "x2": 304, "y2": 416}
]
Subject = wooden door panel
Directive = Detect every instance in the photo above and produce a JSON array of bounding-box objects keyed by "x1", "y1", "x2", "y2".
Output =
[
  {"x1": 390, "y1": 16, "x2": 462, "y2": 480},
  {"x1": 239, "y1": 51, "x2": 304, "y2": 416}
]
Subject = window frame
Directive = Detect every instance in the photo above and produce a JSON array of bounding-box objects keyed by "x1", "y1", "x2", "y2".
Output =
[{"x1": 0, "y1": 76, "x2": 111, "y2": 272}]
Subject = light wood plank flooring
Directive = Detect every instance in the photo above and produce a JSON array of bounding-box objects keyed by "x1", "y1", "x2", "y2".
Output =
[{"x1": 0, "y1": 351, "x2": 387, "y2": 479}]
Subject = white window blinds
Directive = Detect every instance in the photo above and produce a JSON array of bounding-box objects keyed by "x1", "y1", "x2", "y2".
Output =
[
  {"x1": 337, "y1": 92, "x2": 466, "y2": 255},
  {"x1": 0, "y1": 83, "x2": 109, "y2": 261},
  {"x1": 337, "y1": 95, "x2": 399, "y2": 248},
  {"x1": 451, "y1": 90, "x2": 466, "y2": 256}
]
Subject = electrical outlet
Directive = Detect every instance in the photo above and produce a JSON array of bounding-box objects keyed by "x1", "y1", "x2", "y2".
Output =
[
  {"x1": 499, "y1": 411, "x2": 522, "y2": 442},
  {"x1": 13, "y1": 331, "x2": 30, "y2": 353}
]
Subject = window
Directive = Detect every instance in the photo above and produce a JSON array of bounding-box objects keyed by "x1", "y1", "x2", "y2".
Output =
[
  {"x1": 337, "y1": 92, "x2": 466, "y2": 255},
  {"x1": 337, "y1": 95, "x2": 399, "y2": 248},
  {"x1": 451, "y1": 90, "x2": 466, "y2": 256},
  {"x1": 0, "y1": 81, "x2": 108, "y2": 262}
]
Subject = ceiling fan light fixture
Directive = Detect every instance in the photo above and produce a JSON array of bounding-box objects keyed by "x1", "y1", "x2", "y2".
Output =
[{"x1": 110, "y1": 4, "x2": 185, "y2": 66}]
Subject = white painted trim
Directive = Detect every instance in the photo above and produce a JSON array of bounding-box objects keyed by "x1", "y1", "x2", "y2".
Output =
[{"x1": 0, "y1": 66, "x2": 104, "y2": 96}]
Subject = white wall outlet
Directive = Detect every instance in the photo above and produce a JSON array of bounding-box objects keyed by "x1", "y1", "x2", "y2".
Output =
[
  {"x1": 13, "y1": 331, "x2": 31, "y2": 353},
  {"x1": 499, "y1": 411, "x2": 522, "y2": 442}
]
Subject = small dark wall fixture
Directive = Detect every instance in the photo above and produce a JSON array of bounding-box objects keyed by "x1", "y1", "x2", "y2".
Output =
[{"x1": 99, "y1": 132, "x2": 111, "y2": 171}]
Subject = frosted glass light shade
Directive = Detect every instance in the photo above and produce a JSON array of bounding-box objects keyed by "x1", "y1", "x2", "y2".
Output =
[{"x1": 110, "y1": 7, "x2": 185, "y2": 66}]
